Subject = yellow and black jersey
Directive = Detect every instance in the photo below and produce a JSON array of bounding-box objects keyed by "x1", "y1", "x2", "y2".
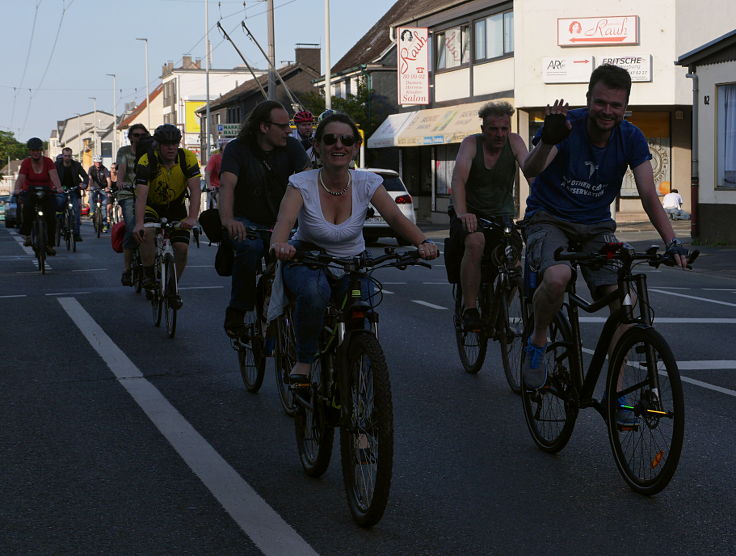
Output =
[{"x1": 135, "y1": 148, "x2": 201, "y2": 206}]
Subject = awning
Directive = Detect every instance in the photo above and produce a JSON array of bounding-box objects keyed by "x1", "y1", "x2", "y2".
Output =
[
  {"x1": 394, "y1": 98, "x2": 513, "y2": 147},
  {"x1": 367, "y1": 111, "x2": 416, "y2": 148}
]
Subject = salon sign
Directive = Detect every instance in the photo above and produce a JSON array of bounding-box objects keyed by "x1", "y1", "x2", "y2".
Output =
[
  {"x1": 397, "y1": 27, "x2": 430, "y2": 106},
  {"x1": 558, "y1": 15, "x2": 639, "y2": 47}
]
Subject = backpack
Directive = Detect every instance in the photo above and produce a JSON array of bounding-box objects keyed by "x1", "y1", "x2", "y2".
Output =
[
  {"x1": 138, "y1": 145, "x2": 189, "y2": 182},
  {"x1": 110, "y1": 221, "x2": 126, "y2": 253}
]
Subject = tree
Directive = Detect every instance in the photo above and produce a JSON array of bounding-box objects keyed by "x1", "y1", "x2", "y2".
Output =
[
  {"x1": 300, "y1": 76, "x2": 379, "y2": 138},
  {"x1": 0, "y1": 131, "x2": 28, "y2": 173}
]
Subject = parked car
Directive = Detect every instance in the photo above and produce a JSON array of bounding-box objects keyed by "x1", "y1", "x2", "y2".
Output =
[
  {"x1": 3, "y1": 194, "x2": 19, "y2": 228},
  {"x1": 80, "y1": 203, "x2": 90, "y2": 216},
  {"x1": 362, "y1": 168, "x2": 416, "y2": 244},
  {"x1": 0, "y1": 195, "x2": 8, "y2": 222}
]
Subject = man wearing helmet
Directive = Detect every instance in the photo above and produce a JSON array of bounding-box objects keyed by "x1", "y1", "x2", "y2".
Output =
[
  {"x1": 87, "y1": 155, "x2": 112, "y2": 232},
  {"x1": 133, "y1": 124, "x2": 201, "y2": 306},
  {"x1": 291, "y1": 110, "x2": 315, "y2": 151}
]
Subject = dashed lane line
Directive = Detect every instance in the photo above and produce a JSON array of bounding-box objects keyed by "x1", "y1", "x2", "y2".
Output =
[
  {"x1": 57, "y1": 297, "x2": 319, "y2": 556},
  {"x1": 411, "y1": 300, "x2": 448, "y2": 310},
  {"x1": 580, "y1": 317, "x2": 736, "y2": 324},
  {"x1": 650, "y1": 289, "x2": 736, "y2": 308}
]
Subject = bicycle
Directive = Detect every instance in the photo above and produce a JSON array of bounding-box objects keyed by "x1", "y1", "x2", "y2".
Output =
[
  {"x1": 109, "y1": 193, "x2": 123, "y2": 225},
  {"x1": 61, "y1": 186, "x2": 80, "y2": 252},
  {"x1": 145, "y1": 219, "x2": 181, "y2": 338},
  {"x1": 28, "y1": 186, "x2": 49, "y2": 274},
  {"x1": 130, "y1": 247, "x2": 144, "y2": 294},
  {"x1": 91, "y1": 191, "x2": 104, "y2": 238},
  {"x1": 520, "y1": 242, "x2": 698, "y2": 495},
  {"x1": 451, "y1": 217, "x2": 525, "y2": 392},
  {"x1": 282, "y1": 248, "x2": 430, "y2": 527}
]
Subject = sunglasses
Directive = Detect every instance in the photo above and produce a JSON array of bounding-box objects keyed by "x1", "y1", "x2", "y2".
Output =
[
  {"x1": 266, "y1": 121, "x2": 291, "y2": 130},
  {"x1": 322, "y1": 133, "x2": 357, "y2": 146},
  {"x1": 130, "y1": 133, "x2": 145, "y2": 138}
]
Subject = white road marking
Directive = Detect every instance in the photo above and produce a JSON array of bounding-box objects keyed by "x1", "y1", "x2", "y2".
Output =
[
  {"x1": 72, "y1": 268, "x2": 107, "y2": 272},
  {"x1": 650, "y1": 289, "x2": 736, "y2": 308},
  {"x1": 411, "y1": 300, "x2": 448, "y2": 310},
  {"x1": 678, "y1": 376, "x2": 736, "y2": 397},
  {"x1": 703, "y1": 288, "x2": 736, "y2": 291},
  {"x1": 382, "y1": 289, "x2": 394, "y2": 295},
  {"x1": 0, "y1": 294, "x2": 27, "y2": 298},
  {"x1": 382, "y1": 281, "x2": 407, "y2": 285},
  {"x1": 579, "y1": 317, "x2": 736, "y2": 324},
  {"x1": 422, "y1": 281, "x2": 449, "y2": 285},
  {"x1": 178, "y1": 286, "x2": 224, "y2": 291},
  {"x1": 57, "y1": 297, "x2": 319, "y2": 556},
  {"x1": 46, "y1": 292, "x2": 90, "y2": 296}
]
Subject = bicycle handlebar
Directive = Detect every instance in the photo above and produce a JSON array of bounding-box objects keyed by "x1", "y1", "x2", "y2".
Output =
[
  {"x1": 554, "y1": 243, "x2": 699, "y2": 270},
  {"x1": 477, "y1": 216, "x2": 521, "y2": 233},
  {"x1": 293, "y1": 248, "x2": 430, "y2": 272}
]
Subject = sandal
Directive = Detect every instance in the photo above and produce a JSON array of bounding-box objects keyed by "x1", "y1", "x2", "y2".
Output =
[{"x1": 224, "y1": 307, "x2": 247, "y2": 339}]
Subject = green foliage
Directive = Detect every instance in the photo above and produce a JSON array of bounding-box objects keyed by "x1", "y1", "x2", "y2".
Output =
[
  {"x1": 300, "y1": 77, "x2": 378, "y2": 137},
  {"x1": 0, "y1": 131, "x2": 27, "y2": 174}
]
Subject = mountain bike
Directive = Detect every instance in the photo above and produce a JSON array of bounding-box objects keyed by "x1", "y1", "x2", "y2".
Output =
[
  {"x1": 451, "y1": 217, "x2": 525, "y2": 392},
  {"x1": 283, "y1": 248, "x2": 430, "y2": 527},
  {"x1": 520, "y1": 242, "x2": 698, "y2": 495},
  {"x1": 145, "y1": 219, "x2": 181, "y2": 338}
]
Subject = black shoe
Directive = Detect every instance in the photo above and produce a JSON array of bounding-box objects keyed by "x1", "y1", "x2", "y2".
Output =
[
  {"x1": 462, "y1": 308, "x2": 482, "y2": 330},
  {"x1": 45, "y1": 246, "x2": 56, "y2": 256},
  {"x1": 288, "y1": 372, "x2": 310, "y2": 389},
  {"x1": 74, "y1": 234, "x2": 83, "y2": 242},
  {"x1": 121, "y1": 270, "x2": 132, "y2": 286},
  {"x1": 224, "y1": 307, "x2": 246, "y2": 338},
  {"x1": 169, "y1": 294, "x2": 183, "y2": 310}
]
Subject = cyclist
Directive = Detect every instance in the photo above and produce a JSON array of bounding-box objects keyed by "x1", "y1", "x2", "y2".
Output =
[
  {"x1": 115, "y1": 124, "x2": 149, "y2": 285},
  {"x1": 88, "y1": 155, "x2": 112, "y2": 232},
  {"x1": 269, "y1": 112, "x2": 439, "y2": 385},
  {"x1": 450, "y1": 101, "x2": 530, "y2": 330},
  {"x1": 13, "y1": 137, "x2": 63, "y2": 254},
  {"x1": 204, "y1": 138, "x2": 228, "y2": 209},
  {"x1": 219, "y1": 100, "x2": 311, "y2": 338},
  {"x1": 54, "y1": 146, "x2": 88, "y2": 242},
  {"x1": 521, "y1": 64, "x2": 687, "y2": 390},
  {"x1": 290, "y1": 110, "x2": 315, "y2": 151},
  {"x1": 133, "y1": 124, "x2": 200, "y2": 307}
]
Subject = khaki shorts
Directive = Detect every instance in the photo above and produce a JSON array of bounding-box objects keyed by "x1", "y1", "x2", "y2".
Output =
[{"x1": 524, "y1": 211, "x2": 620, "y2": 295}]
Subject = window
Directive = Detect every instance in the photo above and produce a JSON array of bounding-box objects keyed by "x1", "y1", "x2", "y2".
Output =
[
  {"x1": 474, "y1": 10, "x2": 514, "y2": 61},
  {"x1": 435, "y1": 25, "x2": 470, "y2": 70},
  {"x1": 717, "y1": 83, "x2": 736, "y2": 188}
]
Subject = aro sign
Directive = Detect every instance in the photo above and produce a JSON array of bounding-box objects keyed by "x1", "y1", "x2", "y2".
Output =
[{"x1": 558, "y1": 15, "x2": 639, "y2": 47}]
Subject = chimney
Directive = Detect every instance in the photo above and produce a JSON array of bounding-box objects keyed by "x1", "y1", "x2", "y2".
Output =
[
  {"x1": 295, "y1": 44, "x2": 320, "y2": 73},
  {"x1": 194, "y1": 57, "x2": 202, "y2": 69},
  {"x1": 182, "y1": 55, "x2": 194, "y2": 69}
]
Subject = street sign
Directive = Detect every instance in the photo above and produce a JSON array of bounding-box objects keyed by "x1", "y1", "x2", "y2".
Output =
[
  {"x1": 596, "y1": 54, "x2": 652, "y2": 82},
  {"x1": 218, "y1": 123, "x2": 240, "y2": 137}
]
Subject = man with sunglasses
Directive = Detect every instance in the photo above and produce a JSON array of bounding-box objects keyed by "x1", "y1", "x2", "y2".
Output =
[
  {"x1": 115, "y1": 124, "x2": 149, "y2": 286},
  {"x1": 219, "y1": 100, "x2": 310, "y2": 338}
]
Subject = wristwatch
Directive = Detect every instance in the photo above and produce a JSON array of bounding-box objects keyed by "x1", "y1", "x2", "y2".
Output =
[{"x1": 667, "y1": 238, "x2": 684, "y2": 249}]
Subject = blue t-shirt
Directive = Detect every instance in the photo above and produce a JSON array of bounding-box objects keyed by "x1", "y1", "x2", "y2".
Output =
[{"x1": 525, "y1": 108, "x2": 652, "y2": 224}]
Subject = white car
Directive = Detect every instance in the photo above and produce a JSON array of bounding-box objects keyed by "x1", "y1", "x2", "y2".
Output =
[{"x1": 362, "y1": 168, "x2": 416, "y2": 244}]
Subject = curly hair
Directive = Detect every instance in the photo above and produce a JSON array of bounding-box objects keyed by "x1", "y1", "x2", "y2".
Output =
[
  {"x1": 478, "y1": 101, "x2": 515, "y2": 120},
  {"x1": 237, "y1": 100, "x2": 287, "y2": 143}
]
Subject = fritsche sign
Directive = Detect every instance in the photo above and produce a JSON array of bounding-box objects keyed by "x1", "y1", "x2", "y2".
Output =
[
  {"x1": 557, "y1": 15, "x2": 639, "y2": 47},
  {"x1": 397, "y1": 27, "x2": 430, "y2": 106}
]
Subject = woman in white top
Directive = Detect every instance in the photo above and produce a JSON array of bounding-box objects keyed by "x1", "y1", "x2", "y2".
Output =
[{"x1": 270, "y1": 113, "x2": 439, "y2": 384}]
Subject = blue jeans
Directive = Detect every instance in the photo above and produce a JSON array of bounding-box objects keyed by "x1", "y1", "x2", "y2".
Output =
[
  {"x1": 119, "y1": 197, "x2": 137, "y2": 249},
  {"x1": 228, "y1": 216, "x2": 269, "y2": 312},
  {"x1": 90, "y1": 189, "x2": 108, "y2": 224},
  {"x1": 282, "y1": 251, "x2": 373, "y2": 363}
]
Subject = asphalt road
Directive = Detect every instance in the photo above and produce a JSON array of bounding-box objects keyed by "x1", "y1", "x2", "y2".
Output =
[{"x1": 1, "y1": 219, "x2": 734, "y2": 555}]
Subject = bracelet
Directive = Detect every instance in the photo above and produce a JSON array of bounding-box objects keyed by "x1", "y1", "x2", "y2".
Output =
[{"x1": 420, "y1": 239, "x2": 434, "y2": 245}]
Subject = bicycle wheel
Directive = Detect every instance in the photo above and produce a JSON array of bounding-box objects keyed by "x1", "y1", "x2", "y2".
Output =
[
  {"x1": 151, "y1": 260, "x2": 162, "y2": 327},
  {"x1": 64, "y1": 212, "x2": 71, "y2": 251},
  {"x1": 132, "y1": 250, "x2": 143, "y2": 293},
  {"x1": 294, "y1": 355, "x2": 334, "y2": 477},
  {"x1": 274, "y1": 309, "x2": 297, "y2": 416},
  {"x1": 238, "y1": 312, "x2": 266, "y2": 392},
  {"x1": 521, "y1": 312, "x2": 578, "y2": 453},
  {"x1": 340, "y1": 333, "x2": 393, "y2": 528},
  {"x1": 34, "y1": 219, "x2": 46, "y2": 275},
  {"x1": 499, "y1": 277, "x2": 525, "y2": 394},
  {"x1": 95, "y1": 210, "x2": 102, "y2": 238},
  {"x1": 164, "y1": 258, "x2": 178, "y2": 338},
  {"x1": 453, "y1": 283, "x2": 488, "y2": 374},
  {"x1": 55, "y1": 215, "x2": 62, "y2": 247},
  {"x1": 606, "y1": 327, "x2": 684, "y2": 495}
]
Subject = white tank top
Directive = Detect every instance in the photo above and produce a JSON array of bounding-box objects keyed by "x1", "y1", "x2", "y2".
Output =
[{"x1": 291, "y1": 169, "x2": 382, "y2": 257}]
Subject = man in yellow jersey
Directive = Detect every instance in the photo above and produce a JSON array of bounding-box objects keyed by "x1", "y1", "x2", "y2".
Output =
[{"x1": 133, "y1": 124, "x2": 201, "y2": 307}]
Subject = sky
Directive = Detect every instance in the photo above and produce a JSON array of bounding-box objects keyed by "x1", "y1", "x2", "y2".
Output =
[{"x1": 2, "y1": 0, "x2": 398, "y2": 141}]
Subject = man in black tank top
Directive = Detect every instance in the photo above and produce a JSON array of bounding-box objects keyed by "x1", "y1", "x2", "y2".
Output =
[{"x1": 449, "y1": 101, "x2": 530, "y2": 330}]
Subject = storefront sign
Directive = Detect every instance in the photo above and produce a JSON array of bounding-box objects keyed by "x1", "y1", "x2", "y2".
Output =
[
  {"x1": 542, "y1": 56, "x2": 594, "y2": 83},
  {"x1": 558, "y1": 16, "x2": 639, "y2": 46},
  {"x1": 397, "y1": 27, "x2": 430, "y2": 106},
  {"x1": 596, "y1": 54, "x2": 652, "y2": 82}
]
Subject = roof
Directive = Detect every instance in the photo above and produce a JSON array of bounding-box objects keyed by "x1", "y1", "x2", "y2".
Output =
[
  {"x1": 676, "y1": 28, "x2": 736, "y2": 67},
  {"x1": 331, "y1": 0, "x2": 465, "y2": 74},
  {"x1": 118, "y1": 84, "x2": 164, "y2": 129},
  {"x1": 198, "y1": 62, "x2": 319, "y2": 112}
]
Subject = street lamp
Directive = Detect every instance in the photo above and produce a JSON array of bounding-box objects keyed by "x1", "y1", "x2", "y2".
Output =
[
  {"x1": 136, "y1": 37, "x2": 151, "y2": 130},
  {"x1": 324, "y1": 0, "x2": 331, "y2": 110},
  {"x1": 106, "y1": 73, "x2": 117, "y2": 161},
  {"x1": 89, "y1": 96, "x2": 97, "y2": 155}
]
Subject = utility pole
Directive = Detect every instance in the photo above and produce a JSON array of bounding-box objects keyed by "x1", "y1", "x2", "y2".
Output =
[
  {"x1": 136, "y1": 38, "x2": 151, "y2": 130},
  {"x1": 205, "y1": 0, "x2": 211, "y2": 162},
  {"x1": 106, "y1": 73, "x2": 117, "y2": 161},
  {"x1": 324, "y1": 0, "x2": 331, "y2": 109},
  {"x1": 267, "y1": 0, "x2": 276, "y2": 100},
  {"x1": 89, "y1": 97, "x2": 98, "y2": 155}
]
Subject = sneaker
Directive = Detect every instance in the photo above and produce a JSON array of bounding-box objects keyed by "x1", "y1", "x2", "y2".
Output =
[
  {"x1": 169, "y1": 294, "x2": 183, "y2": 310},
  {"x1": 522, "y1": 339, "x2": 548, "y2": 389},
  {"x1": 224, "y1": 307, "x2": 246, "y2": 338},
  {"x1": 288, "y1": 372, "x2": 310, "y2": 390},
  {"x1": 142, "y1": 277, "x2": 156, "y2": 292},
  {"x1": 615, "y1": 397, "x2": 639, "y2": 428},
  {"x1": 121, "y1": 270, "x2": 132, "y2": 286},
  {"x1": 74, "y1": 234, "x2": 83, "y2": 242},
  {"x1": 23, "y1": 236, "x2": 32, "y2": 247},
  {"x1": 462, "y1": 308, "x2": 482, "y2": 330},
  {"x1": 45, "y1": 245, "x2": 56, "y2": 256}
]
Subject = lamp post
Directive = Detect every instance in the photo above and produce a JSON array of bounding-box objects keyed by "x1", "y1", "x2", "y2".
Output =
[
  {"x1": 136, "y1": 37, "x2": 151, "y2": 130},
  {"x1": 89, "y1": 96, "x2": 97, "y2": 155},
  {"x1": 324, "y1": 0, "x2": 331, "y2": 110},
  {"x1": 106, "y1": 73, "x2": 117, "y2": 161},
  {"x1": 204, "y1": 0, "x2": 211, "y2": 162}
]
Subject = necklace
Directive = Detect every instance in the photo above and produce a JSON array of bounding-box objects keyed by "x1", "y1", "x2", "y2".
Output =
[{"x1": 319, "y1": 169, "x2": 351, "y2": 197}]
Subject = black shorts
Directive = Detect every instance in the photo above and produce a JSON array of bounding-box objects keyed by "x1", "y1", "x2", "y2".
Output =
[
  {"x1": 449, "y1": 211, "x2": 523, "y2": 261},
  {"x1": 144, "y1": 205, "x2": 190, "y2": 245}
]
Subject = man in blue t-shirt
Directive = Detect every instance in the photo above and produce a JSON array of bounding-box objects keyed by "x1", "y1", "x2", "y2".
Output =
[{"x1": 521, "y1": 64, "x2": 687, "y2": 391}]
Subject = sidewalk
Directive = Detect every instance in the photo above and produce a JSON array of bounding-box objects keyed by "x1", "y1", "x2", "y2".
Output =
[{"x1": 417, "y1": 217, "x2": 736, "y2": 280}]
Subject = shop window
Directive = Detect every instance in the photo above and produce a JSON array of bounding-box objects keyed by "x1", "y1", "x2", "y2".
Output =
[
  {"x1": 621, "y1": 112, "x2": 671, "y2": 198},
  {"x1": 717, "y1": 83, "x2": 736, "y2": 189},
  {"x1": 435, "y1": 26, "x2": 470, "y2": 71},
  {"x1": 474, "y1": 11, "x2": 513, "y2": 62}
]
